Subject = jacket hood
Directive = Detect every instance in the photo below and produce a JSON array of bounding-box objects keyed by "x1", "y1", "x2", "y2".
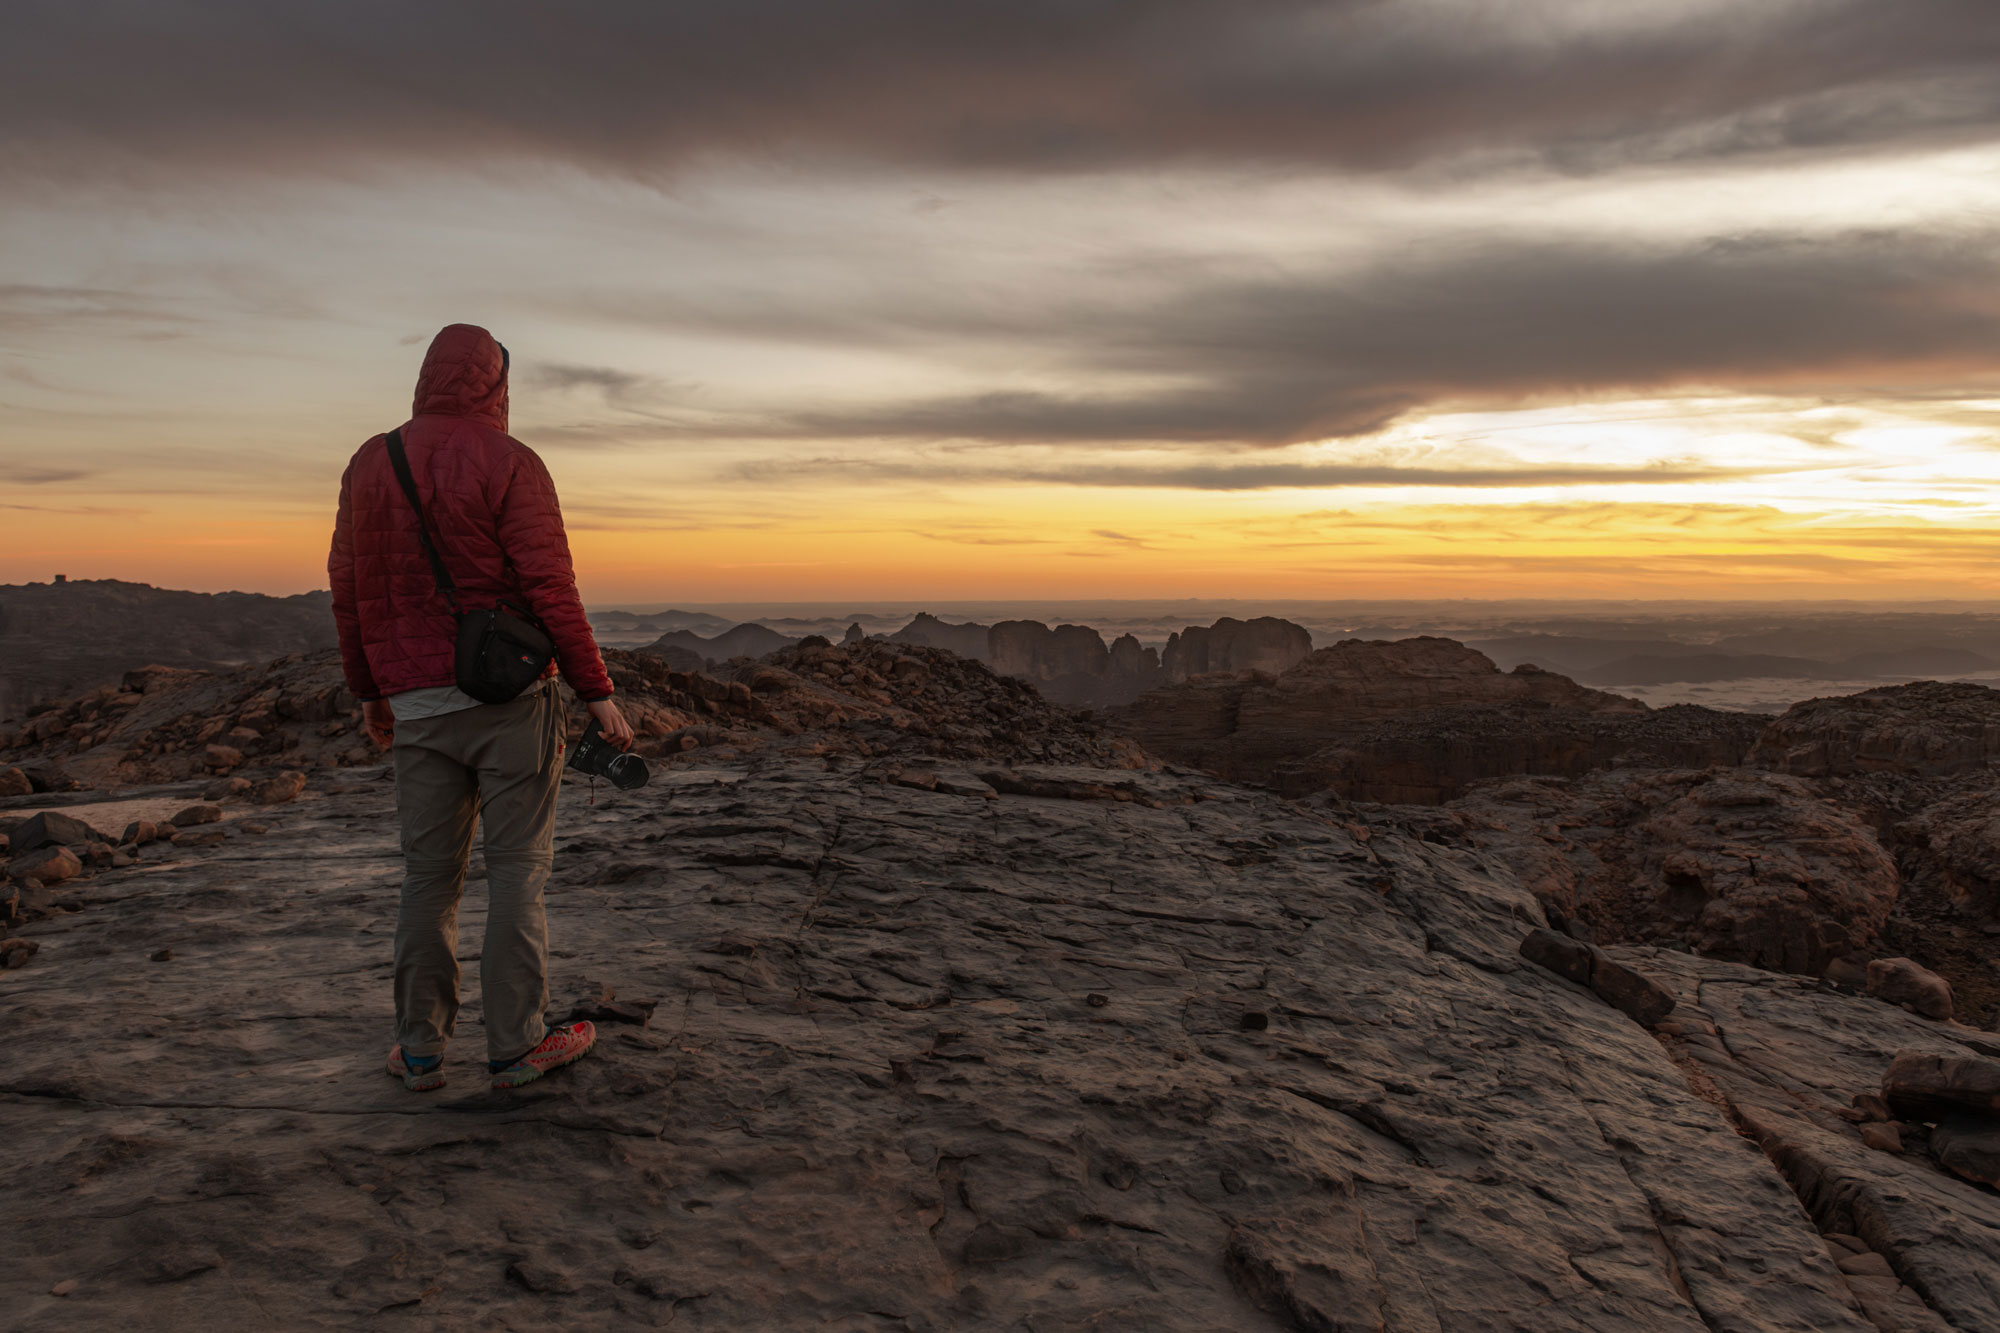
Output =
[{"x1": 412, "y1": 323, "x2": 508, "y2": 430}]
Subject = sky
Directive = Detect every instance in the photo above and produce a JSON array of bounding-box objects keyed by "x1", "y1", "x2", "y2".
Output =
[{"x1": 6, "y1": 0, "x2": 2000, "y2": 603}]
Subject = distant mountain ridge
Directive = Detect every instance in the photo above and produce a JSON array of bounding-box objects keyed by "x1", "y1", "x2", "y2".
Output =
[
  {"x1": 0, "y1": 578, "x2": 336, "y2": 722},
  {"x1": 639, "y1": 612, "x2": 1315, "y2": 707}
]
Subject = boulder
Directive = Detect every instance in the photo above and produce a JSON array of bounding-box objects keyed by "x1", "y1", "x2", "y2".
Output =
[
  {"x1": 1867, "y1": 958, "x2": 1954, "y2": 1021},
  {"x1": 0, "y1": 937, "x2": 38, "y2": 969},
  {"x1": 1519, "y1": 928, "x2": 1676, "y2": 1027},
  {"x1": 1930, "y1": 1117, "x2": 2000, "y2": 1189},
  {"x1": 0, "y1": 766, "x2": 29, "y2": 799},
  {"x1": 203, "y1": 776, "x2": 253, "y2": 801},
  {"x1": 203, "y1": 744, "x2": 243, "y2": 771},
  {"x1": 11, "y1": 810, "x2": 113, "y2": 853},
  {"x1": 22, "y1": 765, "x2": 80, "y2": 793},
  {"x1": 169, "y1": 805, "x2": 223, "y2": 828},
  {"x1": 1882, "y1": 1049, "x2": 2000, "y2": 1120},
  {"x1": 247, "y1": 771, "x2": 307, "y2": 806},
  {"x1": 121, "y1": 820, "x2": 159, "y2": 846},
  {"x1": 11, "y1": 845, "x2": 81, "y2": 885},
  {"x1": 1519, "y1": 925, "x2": 1595, "y2": 987}
]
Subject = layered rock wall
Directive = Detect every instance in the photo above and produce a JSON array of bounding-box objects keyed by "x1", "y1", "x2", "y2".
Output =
[{"x1": 1160, "y1": 616, "x2": 1312, "y2": 680}]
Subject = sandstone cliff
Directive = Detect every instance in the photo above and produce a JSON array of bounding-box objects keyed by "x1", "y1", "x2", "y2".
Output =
[
  {"x1": 1160, "y1": 615, "x2": 1312, "y2": 680},
  {"x1": 878, "y1": 613, "x2": 1313, "y2": 708}
]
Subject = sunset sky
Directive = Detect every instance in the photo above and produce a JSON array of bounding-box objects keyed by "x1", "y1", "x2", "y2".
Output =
[{"x1": 7, "y1": 1, "x2": 2000, "y2": 602}]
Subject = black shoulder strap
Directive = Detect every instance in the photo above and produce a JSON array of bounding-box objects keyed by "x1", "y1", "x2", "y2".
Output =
[{"x1": 384, "y1": 429, "x2": 463, "y2": 615}]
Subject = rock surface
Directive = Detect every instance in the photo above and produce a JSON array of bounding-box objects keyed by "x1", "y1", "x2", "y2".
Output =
[
  {"x1": 2, "y1": 753, "x2": 1962, "y2": 1330},
  {"x1": 1112, "y1": 638, "x2": 1760, "y2": 802},
  {"x1": 1752, "y1": 681, "x2": 2000, "y2": 778},
  {"x1": 1398, "y1": 769, "x2": 1901, "y2": 977},
  {"x1": 1637, "y1": 949, "x2": 2000, "y2": 1331}
]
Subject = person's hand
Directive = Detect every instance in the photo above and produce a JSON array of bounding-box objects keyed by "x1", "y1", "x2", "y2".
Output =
[
  {"x1": 588, "y1": 698, "x2": 635, "y2": 750},
  {"x1": 363, "y1": 699, "x2": 395, "y2": 749}
]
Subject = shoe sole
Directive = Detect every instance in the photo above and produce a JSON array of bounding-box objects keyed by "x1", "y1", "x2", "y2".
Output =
[
  {"x1": 386, "y1": 1047, "x2": 446, "y2": 1093},
  {"x1": 490, "y1": 1033, "x2": 596, "y2": 1090}
]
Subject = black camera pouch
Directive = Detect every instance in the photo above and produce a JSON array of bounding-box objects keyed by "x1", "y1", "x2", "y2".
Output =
[
  {"x1": 455, "y1": 602, "x2": 556, "y2": 704},
  {"x1": 386, "y1": 429, "x2": 557, "y2": 705}
]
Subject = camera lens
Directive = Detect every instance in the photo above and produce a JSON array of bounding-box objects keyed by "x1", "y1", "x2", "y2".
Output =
[{"x1": 604, "y1": 750, "x2": 649, "y2": 790}]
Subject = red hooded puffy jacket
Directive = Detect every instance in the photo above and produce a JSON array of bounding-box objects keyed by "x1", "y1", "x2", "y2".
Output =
[{"x1": 328, "y1": 324, "x2": 614, "y2": 703}]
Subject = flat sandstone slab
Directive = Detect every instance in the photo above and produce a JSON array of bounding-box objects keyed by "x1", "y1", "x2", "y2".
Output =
[{"x1": 0, "y1": 760, "x2": 1915, "y2": 1329}]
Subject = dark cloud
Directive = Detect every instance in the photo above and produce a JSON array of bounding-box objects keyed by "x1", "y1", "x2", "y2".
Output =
[
  {"x1": 734, "y1": 456, "x2": 1767, "y2": 491},
  {"x1": 526, "y1": 363, "x2": 655, "y2": 399},
  {"x1": 721, "y1": 226, "x2": 2000, "y2": 445},
  {"x1": 12, "y1": 468, "x2": 92, "y2": 485},
  {"x1": 5, "y1": 2, "x2": 1998, "y2": 179}
]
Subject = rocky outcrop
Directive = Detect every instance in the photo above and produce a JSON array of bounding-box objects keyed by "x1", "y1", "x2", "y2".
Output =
[
  {"x1": 1897, "y1": 789, "x2": 2000, "y2": 940},
  {"x1": 643, "y1": 621, "x2": 799, "y2": 664},
  {"x1": 887, "y1": 611, "x2": 989, "y2": 660},
  {"x1": 987, "y1": 620, "x2": 1115, "y2": 683},
  {"x1": 1114, "y1": 638, "x2": 1760, "y2": 802},
  {"x1": 880, "y1": 613, "x2": 1315, "y2": 708},
  {"x1": 1639, "y1": 948, "x2": 2000, "y2": 1331},
  {"x1": 0, "y1": 639, "x2": 1145, "y2": 796},
  {"x1": 1752, "y1": 681, "x2": 2000, "y2": 778},
  {"x1": 1161, "y1": 616, "x2": 1311, "y2": 680},
  {"x1": 6, "y1": 750, "x2": 1972, "y2": 1329},
  {"x1": 0, "y1": 578, "x2": 336, "y2": 724},
  {"x1": 1412, "y1": 769, "x2": 1901, "y2": 977}
]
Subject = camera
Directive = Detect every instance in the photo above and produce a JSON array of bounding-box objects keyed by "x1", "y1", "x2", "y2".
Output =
[{"x1": 568, "y1": 717, "x2": 649, "y2": 790}]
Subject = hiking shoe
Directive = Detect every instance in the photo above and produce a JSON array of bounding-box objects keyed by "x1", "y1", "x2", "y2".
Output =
[
  {"x1": 386, "y1": 1045, "x2": 446, "y2": 1093},
  {"x1": 490, "y1": 1021, "x2": 596, "y2": 1090}
]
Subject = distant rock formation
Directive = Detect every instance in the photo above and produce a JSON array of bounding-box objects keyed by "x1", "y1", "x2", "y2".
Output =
[
  {"x1": 644, "y1": 622, "x2": 799, "y2": 664},
  {"x1": 1160, "y1": 616, "x2": 1311, "y2": 679},
  {"x1": 1752, "y1": 681, "x2": 2000, "y2": 777},
  {"x1": 1111, "y1": 637, "x2": 1760, "y2": 803},
  {"x1": 880, "y1": 612, "x2": 1311, "y2": 708},
  {"x1": 0, "y1": 578, "x2": 337, "y2": 724},
  {"x1": 887, "y1": 612, "x2": 989, "y2": 660},
  {"x1": 984, "y1": 621, "x2": 1160, "y2": 707}
]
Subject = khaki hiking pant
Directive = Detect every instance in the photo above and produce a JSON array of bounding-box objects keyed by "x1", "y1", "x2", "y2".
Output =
[{"x1": 391, "y1": 680, "x2": 563, "y2": 1065}]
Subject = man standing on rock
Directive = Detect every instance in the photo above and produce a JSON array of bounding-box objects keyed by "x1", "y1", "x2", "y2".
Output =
[{"x1": 328, "y1": 323, "x2": 635, "y2": 1093}]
